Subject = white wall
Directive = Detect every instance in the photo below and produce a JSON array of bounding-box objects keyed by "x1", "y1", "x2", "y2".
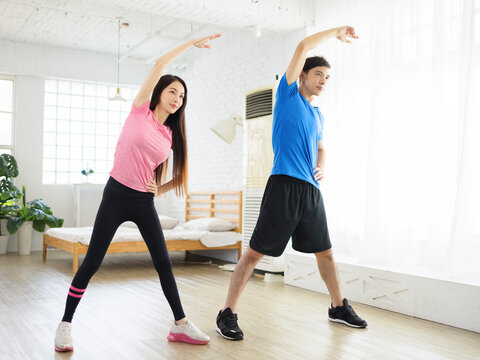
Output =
[
  {"x1": 0, "y1": 39, "x2": 154, "y2": 252},
  {"x1": 169, "y1": 30, "x2": 283, "y2": 216},
  {"x1": 168, "y1": 29, "x2": 303, "y2": 261},
  {"x1": 0, "y1": 31, "x2": 302, "y2": 256},
  {"x1": 0, "y1": 39, "x2": 149, "y2": 84}
]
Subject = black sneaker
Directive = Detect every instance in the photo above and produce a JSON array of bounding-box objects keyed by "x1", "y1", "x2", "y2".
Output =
[
  {"x1": 216, "y1": 307, "x2": 244, "y2": 340},
  {"x1": 328, "y1": 298, "x2": 368, "y2": 328}
]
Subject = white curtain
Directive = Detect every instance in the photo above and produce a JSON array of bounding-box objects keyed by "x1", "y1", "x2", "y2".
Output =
[{"x1": 309, "y1": 0, "x2": 480, "y2": 283}]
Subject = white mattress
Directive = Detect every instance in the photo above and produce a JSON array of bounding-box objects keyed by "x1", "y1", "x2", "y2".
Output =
[{"x1": 46, "y1": 225, "x2": 241, "y2": 248}]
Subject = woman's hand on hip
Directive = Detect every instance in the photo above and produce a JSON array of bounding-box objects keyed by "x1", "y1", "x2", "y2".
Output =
[{"x1": 146, "y1": 178, "x2": 158, "y2": 196}]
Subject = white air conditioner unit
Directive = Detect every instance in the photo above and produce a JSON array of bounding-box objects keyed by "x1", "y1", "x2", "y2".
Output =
[{"x1": 242, "y1": 79, "x2": 284, "y2": 273}]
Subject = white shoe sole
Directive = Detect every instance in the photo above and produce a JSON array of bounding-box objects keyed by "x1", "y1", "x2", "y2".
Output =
[
  {"x1": 216, "y1": 326, "x2": 243, "y2": 340},
  {"x1": 328, "y1": 317, "x2": 367, "y2": 328}
]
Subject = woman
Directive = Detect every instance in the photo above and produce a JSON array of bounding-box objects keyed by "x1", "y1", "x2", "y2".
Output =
[{"x1": 55, "y1": 33, "x2": 221, "y2": 352}]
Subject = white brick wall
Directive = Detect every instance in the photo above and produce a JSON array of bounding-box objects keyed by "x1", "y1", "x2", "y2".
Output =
[
  {"x1": 0, "y1": 30, "x2": 305, "y2": 255},
  {"x1": 167, "y1": 30, "x2": 285, "y2": 219},
  {"x1": 0, "y1": 41, "x2": 152, "y2": 252}
]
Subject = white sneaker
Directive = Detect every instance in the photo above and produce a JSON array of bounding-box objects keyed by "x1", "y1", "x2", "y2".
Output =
[
  {"x1": 55, "y1": 321, "x2": 73, "y2": 352},
  {"x1": 167, "y1": 320, "x2": 210, "y2": 345}
]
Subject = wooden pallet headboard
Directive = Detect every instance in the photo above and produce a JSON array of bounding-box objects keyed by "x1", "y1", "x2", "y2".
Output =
[{"x1": 185, "y1": 191, "x2": 243, "y2": 233}]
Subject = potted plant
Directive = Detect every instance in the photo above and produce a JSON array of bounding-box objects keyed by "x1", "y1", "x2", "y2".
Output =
[
  {"x1": 81, "y1": 166, "x2": 94, "y2": 183},
  {"x1": 7, "y1": 186, "x2": 64, "y2": 255},
  {"x1": 0, "y1": 154, "x2": 22, "y2": 254}
]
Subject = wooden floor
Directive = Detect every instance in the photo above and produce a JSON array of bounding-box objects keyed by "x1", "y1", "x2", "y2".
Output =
[{"x1": 0, "y1": 251, "x2": 479, "y2": 360}]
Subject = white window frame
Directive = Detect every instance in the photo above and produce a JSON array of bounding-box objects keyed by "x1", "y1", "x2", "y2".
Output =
[
  {"x1": 42, "y1": 77, "x2": 138, "y2": 185},
  {"x1": 0, "y1": 74, "x2": 16, "y2": 156}
]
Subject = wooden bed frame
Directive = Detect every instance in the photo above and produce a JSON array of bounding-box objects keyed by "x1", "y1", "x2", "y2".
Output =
[{"x1": 43, "y1": 191, "x2": 243, "y2": 273}]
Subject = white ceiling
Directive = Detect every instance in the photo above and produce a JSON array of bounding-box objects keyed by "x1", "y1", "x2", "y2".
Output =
[{"x1": 0, "y1": 0, "x2": 314, "y2": 63}]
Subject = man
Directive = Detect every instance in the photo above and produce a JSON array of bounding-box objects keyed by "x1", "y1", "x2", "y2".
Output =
[{"x1": 216, "y1": 26, "x2": 367, "y2": 341}]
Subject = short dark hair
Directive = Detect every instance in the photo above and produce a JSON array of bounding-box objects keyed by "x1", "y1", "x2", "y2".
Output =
[{"x1": 302, "y1": 56, "x2": 331, "y2": 73}]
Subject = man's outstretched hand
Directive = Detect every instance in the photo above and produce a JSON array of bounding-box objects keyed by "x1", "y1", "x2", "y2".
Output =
[{"x1": 336, "y1": 26, "x2": 358, "y2": 44}]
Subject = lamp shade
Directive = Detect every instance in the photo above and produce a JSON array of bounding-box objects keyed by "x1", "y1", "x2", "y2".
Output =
[
  {"x1": 211, "y1": 114, "x2": 243, "y2": 144},
  {"x1": 109, "y1": 87, "x2": 127, "y2": 102}
]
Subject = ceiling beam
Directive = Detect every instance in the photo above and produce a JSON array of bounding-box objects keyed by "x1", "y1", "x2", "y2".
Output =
[
  {"x1": 145, "y1": 23, "x2": 209, "y2": 64},
  {"x1": 119, "y1": 19, "x2": 177, "y2": 63}
]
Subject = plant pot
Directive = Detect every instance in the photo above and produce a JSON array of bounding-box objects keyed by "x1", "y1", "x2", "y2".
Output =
[
  {"x1": 0, "y1": 235, "x2": 8, "y2": 254},
  {"x1": 17, "y1": 221, "x2": 33, "y2": 255},
  {"x1": 0, "y1": 219, "x2": 7, "y2": 234},
  {"x1": 0, "y1": 220, "x2": 8, "y2": 254}
]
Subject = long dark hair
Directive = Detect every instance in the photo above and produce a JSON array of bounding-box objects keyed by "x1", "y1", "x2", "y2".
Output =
[{"x1": 150, "y1": 74, "x2": 188, "y2": 197}]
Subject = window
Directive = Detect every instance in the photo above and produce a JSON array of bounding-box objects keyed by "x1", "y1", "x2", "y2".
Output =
[
  {"x1": 43, "y1": 80, "x2": 138, "y2": 184},
  {"x1": 307, "y1": 0, "x2": 480, "y2": 282},
  {"x1": 0, "y1": 76, "x2": 14, "y2": 155}
]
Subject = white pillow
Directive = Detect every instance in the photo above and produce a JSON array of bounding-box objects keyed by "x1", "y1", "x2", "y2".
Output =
[
  {"x1": 182, "y1": 217, "x2": 236, "y2": 232},
  {"x1": 120, "y1": 221, "x2": 137, "y2": 228},
  {"x1": 120, "y1": 215, "x2": 179, "y2": 230},
  {"x1": 159, "y1": 215, "x2": 179, "y2": 230}
]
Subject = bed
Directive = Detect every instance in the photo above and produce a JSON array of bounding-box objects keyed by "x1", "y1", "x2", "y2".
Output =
[{"x1": 43, "y1": 191, "x2": 243, "y2": 273}]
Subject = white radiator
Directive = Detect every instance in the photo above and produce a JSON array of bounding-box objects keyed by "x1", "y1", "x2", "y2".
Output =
[{"x1": 73, "y1": 183, "x2": 104, "y2": 227}]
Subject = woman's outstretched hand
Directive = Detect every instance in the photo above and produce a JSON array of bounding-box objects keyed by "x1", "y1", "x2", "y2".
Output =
[
  {"x1": 336, "y1": 26, "x2": 358, "y2": 43},
  {"x1": 193, "y1": 33, "x2": 221, "y2": 48}
]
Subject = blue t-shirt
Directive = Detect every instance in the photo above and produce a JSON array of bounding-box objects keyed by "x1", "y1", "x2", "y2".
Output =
[{"x1": 271, "y1": 73, "x2": 324, "y2": 188}]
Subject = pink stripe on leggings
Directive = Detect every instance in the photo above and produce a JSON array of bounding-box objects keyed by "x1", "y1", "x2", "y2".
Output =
[
  {"x1": 70, "y1": 285, "x2": 86, "y2": 293},
  {"x1": 68, "y1": 291, "x2": 83, "y2": 298}
]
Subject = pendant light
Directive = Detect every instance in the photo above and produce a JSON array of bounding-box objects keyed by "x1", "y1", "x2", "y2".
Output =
[{"x1": 109, "y1": 18, "x2": 127, "y2": 102}]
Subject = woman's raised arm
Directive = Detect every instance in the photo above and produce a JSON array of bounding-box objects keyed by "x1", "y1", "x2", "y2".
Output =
[{"x1": 134, "y1": 33, "x2": 221, "y2": 107}]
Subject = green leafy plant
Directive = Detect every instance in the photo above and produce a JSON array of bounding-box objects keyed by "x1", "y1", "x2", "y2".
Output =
[
  {"x1": 6, "y1": 186, "x2": 64, "y2": 235},
  {"x1": 81, "y1": 168, "x2": 94, "y2": 176},
  {"x1": 0, "y1": 154, "x2": 22, "y2": 235}
]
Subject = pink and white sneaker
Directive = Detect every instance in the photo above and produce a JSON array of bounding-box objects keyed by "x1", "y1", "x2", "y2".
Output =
[
  {"x1": 55, "y1": 321, "x2": 73, "y2": 352},
  {"x1": 167, "y1": 320, "x2": 210, "y2": 345}
]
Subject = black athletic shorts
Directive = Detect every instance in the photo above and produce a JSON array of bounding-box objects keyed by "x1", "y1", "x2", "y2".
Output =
[{"x1": 249, "y1": 175, "x2": 332, "y2": 257}]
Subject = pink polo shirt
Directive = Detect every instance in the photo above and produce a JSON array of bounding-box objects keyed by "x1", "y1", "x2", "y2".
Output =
[{"x1": 110, "y1": 101, "x2": 173, "y2": 192}]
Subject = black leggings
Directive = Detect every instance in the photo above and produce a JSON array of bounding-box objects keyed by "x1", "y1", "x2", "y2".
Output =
[{"x1": 62, "y1": 177, "x2": 185, "y2": 322}]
